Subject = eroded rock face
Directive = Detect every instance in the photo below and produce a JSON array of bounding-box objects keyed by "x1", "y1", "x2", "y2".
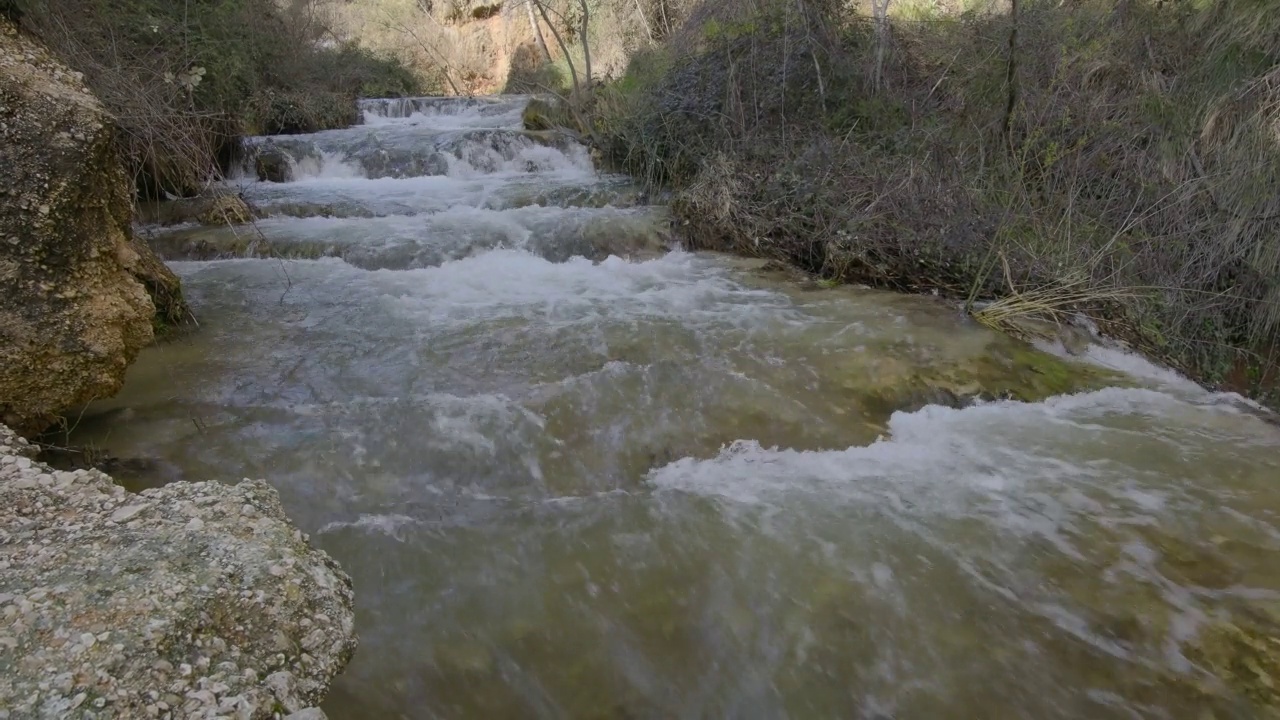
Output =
[
  {"x1": 0, "y1": 20, "x2": 187, "y2": 435},
  {"x1": 0, "y1": 424, "x2": 357, "y2": 719}
]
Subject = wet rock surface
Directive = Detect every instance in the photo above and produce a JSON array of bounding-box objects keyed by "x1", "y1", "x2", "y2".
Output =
[{"x1": 0, "y1": 424, "x2": 356, "y2": 719}]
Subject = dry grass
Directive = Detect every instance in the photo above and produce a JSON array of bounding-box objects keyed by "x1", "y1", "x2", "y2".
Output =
[
  {"x1": 17, "y1": 0, "x2": 418, "y2": 198},
  {"x1": 590, "y1": 0, "x2": 1280, "y2": 402}
]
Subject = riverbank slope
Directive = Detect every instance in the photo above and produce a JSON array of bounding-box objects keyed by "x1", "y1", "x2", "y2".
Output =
[{"x1": 584, "y1": 0, "x2": 1280, "y2": 407}]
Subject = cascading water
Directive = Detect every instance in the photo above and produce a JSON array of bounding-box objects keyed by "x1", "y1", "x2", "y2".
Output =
[{"x1": 75, "y1": 95, "x2": 1280, "y2": 718}]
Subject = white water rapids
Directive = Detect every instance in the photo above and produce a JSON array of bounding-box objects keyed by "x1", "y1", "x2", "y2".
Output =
[{"x1": 74, "y1": 96, "x2": 1280, "y2": 718}]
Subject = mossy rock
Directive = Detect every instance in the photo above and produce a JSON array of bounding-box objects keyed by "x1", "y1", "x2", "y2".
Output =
[
  {"x1": 255, "y1": 149, "x2": 292, "y2": 183},
  {"x1": 522, "y1": 97, "x2": 579, "y2": 133},
  {"x1": 844, "y1": 341, "x2": 1124, "y2": 420},
  {"x1": 196, "y1": 195, "x2": 253, "y2": 226}
]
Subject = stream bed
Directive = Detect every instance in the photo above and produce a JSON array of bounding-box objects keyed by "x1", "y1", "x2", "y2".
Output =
[{"x1": 71, "y1": 95, "x2": 1280, "y2": 719}]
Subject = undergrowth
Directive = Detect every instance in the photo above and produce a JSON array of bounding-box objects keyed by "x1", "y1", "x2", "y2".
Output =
[
  {"x1": 11, "y1": 0, "x2": 422, "y2": 199},
  {"x1": 583, "y1": 0, "x2": 1280, "y2": 404}
]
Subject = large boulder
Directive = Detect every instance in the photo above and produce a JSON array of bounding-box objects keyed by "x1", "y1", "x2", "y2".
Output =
[
  {"x1": 0, "y1": 20, "x2": 188, "y2": 435},
  {"x1": 0, "y1": 424, "x2": 358, "y2": 719}
]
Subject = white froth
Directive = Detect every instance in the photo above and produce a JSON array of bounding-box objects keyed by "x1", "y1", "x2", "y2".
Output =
[
  {"x1": 647, "y1": 385, "x2": 1279, "y2": 514},
  {"x1": 358, "y1": 95, "x2": 528, "y2": 130},
  {"x1": 376, "y1": 248, "x2": 795, "y2": 325},
  {"x1": 289, "y1": 150, "x2": 365, "y2": 180},
  {"x1": 319, "y1": 513, "x2": 420, "y2": 538}
]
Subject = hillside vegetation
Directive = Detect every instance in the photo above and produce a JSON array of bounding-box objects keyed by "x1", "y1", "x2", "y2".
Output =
[
  {"x1": 11, "y1": 0, "x2": 421, "y2": 198},
  {"x1": 583, "y1": 0, "x2": 1280, "y2": 403}
]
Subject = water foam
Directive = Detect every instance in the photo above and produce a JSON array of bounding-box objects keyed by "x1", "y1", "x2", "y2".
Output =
[
  {"x1": 289, "y1": 150, "x2": 365, "y2": 180},
  {"x1": 359, "y1": 95, "x2": 528, "y2": 130},
  {"x1": 376, "y1": 248, "x2": 797, "y2": 326},
  {"x1": 647, "y1": 385, "x2": 1278, "y2": 511}
]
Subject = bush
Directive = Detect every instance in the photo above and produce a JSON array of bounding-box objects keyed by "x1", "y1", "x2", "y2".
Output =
[
  {"x1": 13, "y1": 0, "x2": 422, "y2": 198},
  {"x1": 591, "y1": 0, "x2": 1280, "y2": 403},
  {"x1": 244, "y1": 89, "x2": 359, "y2": 137}
]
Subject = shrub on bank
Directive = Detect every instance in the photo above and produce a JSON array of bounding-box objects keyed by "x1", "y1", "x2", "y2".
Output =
[
  {"x1": 590, "y1": 0, "x2": 1280, "y2": 404},
  {"x1": 11, "y1": 0, "x2": 422, "y2": 198}
]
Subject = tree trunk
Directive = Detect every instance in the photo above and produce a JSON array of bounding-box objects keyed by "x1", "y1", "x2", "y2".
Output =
[
  {"x1": 533, "y1": 0, "x2": 580, "y2": 90},
  {"x1": 633, "y1": 0, "x2": 653, "y2": 43},
  {"x1": 577, "y1": 0, "x2": 591, "y2": 91},
  {"x1": 525, "y1": 0, "x2": 552, "y2": 63},
  {"x1": 1001, "y1": 0, "x2": 1019, "y2": 140},
  {"x1": 871, "y1": 0, "x2": 890, "y2": 91}
]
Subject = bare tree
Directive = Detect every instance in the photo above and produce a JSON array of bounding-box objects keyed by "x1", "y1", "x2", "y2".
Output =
[
  {"x1": 1001, "y1": 0, "x2": 1020, "y2": 140},
  {"x1": 870, "y1": 0, "x2": 891, "y2": 91},
  {"x1": 525, "y1": 0, "x2": 553, "y2": 63},
  {"x1": 577, "y1": 0, "x2": 592, "y2": 91},
  {"x1": 632, "y1": 0, "x2": 654, "y2": 42},
  {"x1": 531, "y1": 0, "x2": 581, "y2": 90},
  {"x1": 374, "y1": 6, "x2": 464, "y2": 95}
]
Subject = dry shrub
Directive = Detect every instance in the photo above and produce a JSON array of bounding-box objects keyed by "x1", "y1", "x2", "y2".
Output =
[
  {"x1": 594, "y1": 0, "x2": 1280, "y2": 401},
  {"x1": 15, "y1": 0, "x2": 419, "y2": 198},
  {"x1": 329, "y1": 0, "x2": 507, "y2": 93}
]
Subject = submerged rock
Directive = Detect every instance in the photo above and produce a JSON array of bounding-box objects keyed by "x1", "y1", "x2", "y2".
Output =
[
  {"x1": 0, "y1": 424, "x2": 356, "y2": 719},
  {"x1": 0, "y1": 19, "x2": 189, "y2": 435},
  {"x1": 814, "y1": 318, "x2": 1122, "y2": 419},
  {"x1": 1184, "y1": 610, "x2": 1280, "y2": 715}
]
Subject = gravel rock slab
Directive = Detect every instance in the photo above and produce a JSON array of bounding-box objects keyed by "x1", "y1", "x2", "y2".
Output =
[{"x1": 0, "y1": 424, "x2": 356, "y2": 719}]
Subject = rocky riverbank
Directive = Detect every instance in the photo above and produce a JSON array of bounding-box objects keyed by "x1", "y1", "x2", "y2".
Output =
[{"x1": 0, "y1": 424, "x2": 356, "y2": 719}]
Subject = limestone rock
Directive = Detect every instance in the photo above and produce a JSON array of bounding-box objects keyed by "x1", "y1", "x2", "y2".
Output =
[
  {"x1": 0, "y1": 19, "x2": 187, "y2": 435},
  {"x1": 0, "y1": 423, "x2": 358, "y2": 719}
]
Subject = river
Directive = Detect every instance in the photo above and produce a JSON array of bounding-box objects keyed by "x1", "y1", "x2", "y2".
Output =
[{"x1": 70, "y1": 95, "x2": 1280, "y2": 718}]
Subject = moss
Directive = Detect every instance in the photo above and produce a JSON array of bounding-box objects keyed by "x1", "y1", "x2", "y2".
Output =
[
  {"x1": 196, "y1": 196, "x2": 252, "y2": 226},
  {"x1": 470, "y1": 2, "x2": 502, "y2": 20},
  {"x1": 1185, "y1": 614, "x2": 1280, "y2": 714},
  {"x1": 830, "y1": 336, "x2": 1121, "y2": 423},
  {"x1": 522, "y1": 97, "x2": 580, "y2": 133}
]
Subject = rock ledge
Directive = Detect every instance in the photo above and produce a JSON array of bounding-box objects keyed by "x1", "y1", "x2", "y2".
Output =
[{"x1": 0, "y1": 424, "x2": 356, "y2": 719}]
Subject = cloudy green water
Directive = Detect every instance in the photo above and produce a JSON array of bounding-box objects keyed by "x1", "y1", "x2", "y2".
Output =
[{"x1": 71, "y1": 96, "x2": 1280, "y2": 719}]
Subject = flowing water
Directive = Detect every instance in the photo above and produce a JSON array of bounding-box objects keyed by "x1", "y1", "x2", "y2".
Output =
[{"x1": 74, "y1": 96, "x2": 1280, "y2": 718}]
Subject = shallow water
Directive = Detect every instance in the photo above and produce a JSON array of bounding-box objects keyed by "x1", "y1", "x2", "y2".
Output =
[{"x1": 73, "y1": 96, "x2": 1280, "y2": 719}]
